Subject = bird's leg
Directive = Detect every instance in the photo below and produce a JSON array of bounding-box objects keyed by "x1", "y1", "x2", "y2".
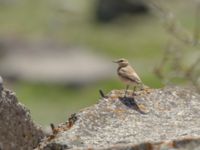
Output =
[
  {"x1": 124, "y1": 85, "x2": 129, "y2": 98},
  {"x1": 139, "y1": 83, "x2": 146, "y2": 90},
  {"x1": 132, "y1": 86, "x2": 137, "y2": 96},
  {"x1": 133, "y1": 86, "x2": 137, "y2": 91}
]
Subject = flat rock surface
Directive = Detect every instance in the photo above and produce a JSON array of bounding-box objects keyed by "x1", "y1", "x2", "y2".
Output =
[
  {"x1": 37, "y1": 86, "x2": 200, "y2": 150},
  {"x1": 0, "y1": 89, "x2": 45, "y2": 150}
]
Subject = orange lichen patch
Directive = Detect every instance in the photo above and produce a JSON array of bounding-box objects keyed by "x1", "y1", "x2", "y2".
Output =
[
  {"x1": 50, "y1": 124, "x2": 60, "y2": 135},
  {"x1": 138, "y1": 88, "x2": 154, "y2": 96},
  {"x1": 172, "y1": 137, "x2": 200, "y2": 148},
  {"x1": 66, "y1": 113, "x2": 77, "y2": 129},
  {"x1": 45, "y1": 124, "x2": 64, "y2": 142},
  {"x1": 157, "y1": 141, "x2": 174, "y2": 149},
  {"x1": 154, "y1": 101, "x2": 170, "y2": 112},
  {"x1": 109, "y1": 94, "x2": 119, "y2": 100},
  {"x1": 112, "y1": 108, "x2": 126, "y2": 114},
  {"x1": 110, "y1": 142, "x2": 154, "y2": 150},
  {"x1": 137, "y1": 104, "x2": 149, "y2": 113},
  {"x1": 151, "y1": 137, "x2": 200, "y2": 150},
  {"x1": 138, "y1": 142, "x2": 154, "y2": 150},
  {"x1": 46, "y1": 114, "x2": 78, "y2": 142},
  {"x1": 167, "y1": 141, "x2": 176, "y2": 148},
  {"x1": 145, "y1": 88, "x2": 154, "y2": 92},
  {"x1": 110, "y1": 90, "x2": 133, "y2": 98},
  {"x1": 47, "y1": 135, "x2": 56, "y2": 142}
]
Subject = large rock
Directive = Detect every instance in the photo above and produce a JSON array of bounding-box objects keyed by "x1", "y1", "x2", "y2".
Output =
[
  {"x1": 37, "y1": 86, "x2": 200, "y2": 150},
  {"x1": 0, "y1": 88, "x2": 45, "y2": 150},
  {"x1": 0, "y1": 38, "x2": 113, "y2": 86},
  {"x1": 96, "y1": 0, "x2": 149, "y2": 22}
]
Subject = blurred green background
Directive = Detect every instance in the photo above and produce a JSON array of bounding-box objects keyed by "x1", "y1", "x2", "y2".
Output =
[{"x1": 0, "y1": 0, "x2": 198, "y2": 126}]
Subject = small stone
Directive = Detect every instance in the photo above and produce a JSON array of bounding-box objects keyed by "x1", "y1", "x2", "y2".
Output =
[{"x1": 137, "y1": 104, "x2": 149, "y2": 114}]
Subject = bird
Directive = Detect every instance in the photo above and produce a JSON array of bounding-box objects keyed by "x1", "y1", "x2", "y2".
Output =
[{"x1": 113, "y1": 58, "x2": 143, "y2": 97}]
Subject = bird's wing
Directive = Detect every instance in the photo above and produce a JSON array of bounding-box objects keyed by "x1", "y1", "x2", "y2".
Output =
[{"x1": 118, "y1": 66, "x2": 142, "y2": 84}]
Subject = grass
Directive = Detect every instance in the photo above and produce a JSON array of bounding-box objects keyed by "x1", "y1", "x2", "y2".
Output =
[
  {"x1": 12, "y1": 79, "x2": 124, "y2": 125},
  {"x1": 12, "y1": 74, "x2": 163, "y2": 126}
]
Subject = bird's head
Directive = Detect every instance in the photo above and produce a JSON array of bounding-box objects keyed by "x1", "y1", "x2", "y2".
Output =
[{"x1": 113, "y1": 58, "x2": 129, "y2": 67}]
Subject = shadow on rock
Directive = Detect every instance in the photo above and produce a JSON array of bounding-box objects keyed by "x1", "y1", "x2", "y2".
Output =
[{"x1": 119, "y1": 96, "x2": 146, "y2": 114}]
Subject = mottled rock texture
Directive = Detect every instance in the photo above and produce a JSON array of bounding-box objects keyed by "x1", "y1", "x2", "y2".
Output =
[
  {"x1": 0, "y1": 89, "x2": 45, "y2": 150},
  {"x1": 37, "y1": 86, "x2": 200, "y2": 150}
]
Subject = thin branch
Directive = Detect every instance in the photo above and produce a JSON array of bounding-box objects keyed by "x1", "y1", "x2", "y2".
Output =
[
  {"x1": 186, "y1": 57, "x2": 200, "y2": 77},
  {"x1": 149, "y1": 0, "x2": 199, "y2": 46},
  {"x1": 193, "y1": 1, "x2": 200, "y2": 45}
]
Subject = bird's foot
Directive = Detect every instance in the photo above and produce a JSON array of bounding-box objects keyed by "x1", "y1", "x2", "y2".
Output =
[
  {"x1": 123, "y1": 96, "x2": 127, "y2": 100},
  {"x1": 132, "y1": 91, "x2": 137, "y2": 96}
]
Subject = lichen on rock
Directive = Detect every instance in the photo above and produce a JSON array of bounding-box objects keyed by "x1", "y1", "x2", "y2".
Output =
[
  {"x1": 37, "y1": 86, "x2": 200, "y2": 150},
  {"x1": 0, "y1": 89, "x2": 45, "y2": 150}
]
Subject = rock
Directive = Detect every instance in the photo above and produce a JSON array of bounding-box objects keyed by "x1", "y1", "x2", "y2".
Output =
[
  {"x1": 37, "y1": 86, "x2": 200, "y2": 150},
  {"x1": 96, "y1": 0, "x2": 149, "y2": 22},
  {"x1": 0, "y1": 88, "x2": 45, "y2": 150},
  {"x1": 0, "y1": 38, "x2": 113, "y2": 86},
  {"x1": 0, "y1": 76, "x2": 3, "y2": 92}
]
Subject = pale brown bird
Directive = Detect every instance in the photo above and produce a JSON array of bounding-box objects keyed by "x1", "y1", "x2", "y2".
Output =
[{"x1": 113, "y1": 58, "x2": 143, "y2": 97}]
